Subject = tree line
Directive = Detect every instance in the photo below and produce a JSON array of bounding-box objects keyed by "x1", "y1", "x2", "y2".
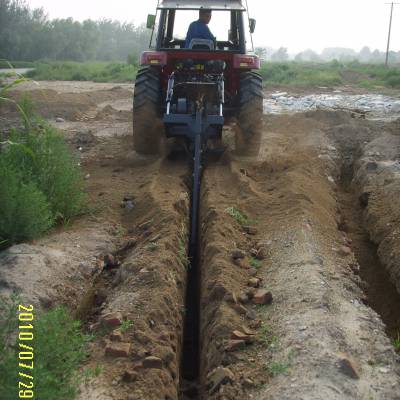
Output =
[
  {"x1": 255, "y1": 46, "x2": 400, "y2": 64},
  {"x1": 0, "y1": 0, "x2": 150, "y2": 63}
]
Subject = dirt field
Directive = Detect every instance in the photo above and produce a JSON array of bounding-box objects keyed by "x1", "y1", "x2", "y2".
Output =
[{"x1": 1, "y1": 81, "x2": 400, "y2": 399}]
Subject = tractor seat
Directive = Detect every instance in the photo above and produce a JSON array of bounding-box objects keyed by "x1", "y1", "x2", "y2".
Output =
[{"x1": 188, "y1": 39, "x2": 215, "y2": 51}]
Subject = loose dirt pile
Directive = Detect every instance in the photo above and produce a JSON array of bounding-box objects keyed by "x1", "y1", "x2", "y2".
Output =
[{"x1": 1, "y1": 82, "x2": 400, "y2": 400}]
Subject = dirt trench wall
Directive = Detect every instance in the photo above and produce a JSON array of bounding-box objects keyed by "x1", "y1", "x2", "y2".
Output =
[{"x1": 352, "y1": 131, "x2": 400, "y2": 294}]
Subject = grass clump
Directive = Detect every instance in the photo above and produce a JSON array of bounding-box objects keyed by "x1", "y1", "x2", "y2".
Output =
[
  {"x1": 250, "y1": 256, "x2": 261, "y2": 269},
  {"x1": 119, "y1": 319, "x2": 134, "y2": 334},
  {"x1": 0, "y1": 96, "x2": 85, "y2": 247},
  {"x1": 0, "y1": 299, "x2": 92, "y2": 400},
  {"x1": 394, "y1": 333, "x2": 400, "y2": 352},
  {"x1": 225, "y1": 207, "x2": 249, "y2": 226},
  {"x1": 26, "y1": 61, "x2": 137, "y2": 83},
  {"x1": 265, "y1": 350, "x2": 295, "y2": 377}
]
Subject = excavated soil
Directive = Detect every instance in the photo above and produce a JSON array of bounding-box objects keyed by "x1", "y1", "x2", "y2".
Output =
[{"x1": 1, "y1": 81, "x2": 400, "y2": 400}]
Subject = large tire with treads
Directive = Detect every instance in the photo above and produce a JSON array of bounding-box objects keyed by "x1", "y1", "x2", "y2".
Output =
[
  {"x1": 132, "y1": 66, "x2": 163, "y2": 155},
  {"x1": 235, "y1": 72, "x2": 263, "y2": 156}
]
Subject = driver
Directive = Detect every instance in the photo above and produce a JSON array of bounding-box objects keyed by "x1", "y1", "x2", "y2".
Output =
[{"x1": 185, "y1": 8, "x2": 216, "y2": 48}]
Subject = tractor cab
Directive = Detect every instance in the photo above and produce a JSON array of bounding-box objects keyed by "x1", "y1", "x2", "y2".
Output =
[{"x1": 147, "y1": 0, "x2": 256, "y2": 54}]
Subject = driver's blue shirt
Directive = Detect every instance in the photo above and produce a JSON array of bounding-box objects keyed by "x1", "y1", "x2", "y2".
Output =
[{"x1": 185, "y1": 20, "x2": 215, "y2": 48}]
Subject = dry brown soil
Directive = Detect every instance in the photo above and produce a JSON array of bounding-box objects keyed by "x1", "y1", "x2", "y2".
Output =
[{"x1": 1, "y1": 81, "x2": 400, "y2": 400}]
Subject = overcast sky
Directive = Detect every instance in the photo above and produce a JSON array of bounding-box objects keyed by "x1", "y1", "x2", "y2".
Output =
[{"x1": 26, "y1": 0, "x2": 400, "y2": 53}]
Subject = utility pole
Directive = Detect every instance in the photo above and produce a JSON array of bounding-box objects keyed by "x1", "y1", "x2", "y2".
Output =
[{"x1": 385, "y1": 2, "x2": 399, "y2": 66}]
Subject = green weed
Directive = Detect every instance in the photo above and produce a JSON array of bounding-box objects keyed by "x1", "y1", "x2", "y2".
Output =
[
  {"x1": 119, "y1": 319, "x2": 133, "y2": 334},
  {"x1": 394, "y1": 333, "x2": 400, "y2": 352},
  {"x1": 265, "y1": 350, "x2": 295, "y2": 377},
  {"x1": 250, "y1": 257, "x2": 261, "y2": 269},
  {"x1": 0, "y1": 301, "x2": 92, "y2": 400},
  {"x1": 225, "y1": 207, "x2": 249, "y2": 226}
]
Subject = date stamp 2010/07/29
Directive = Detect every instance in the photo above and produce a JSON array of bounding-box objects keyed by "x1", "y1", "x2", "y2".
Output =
[{"x1": 18, "y1": 305, "x2": 34, "y2": 399}]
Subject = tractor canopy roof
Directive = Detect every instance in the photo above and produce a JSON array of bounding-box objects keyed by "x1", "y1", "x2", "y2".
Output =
[{"x1": 157, "y1": 0, "x2": 246, "y2": 11}]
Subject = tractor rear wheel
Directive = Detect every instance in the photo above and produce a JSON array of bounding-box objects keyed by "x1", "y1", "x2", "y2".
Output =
[
  {"x1": 235, "y1": 72, "x2": 263, "y2": 156},
  {"x1": 132, "y1": 66, "x2": 163, "y2": 155}
]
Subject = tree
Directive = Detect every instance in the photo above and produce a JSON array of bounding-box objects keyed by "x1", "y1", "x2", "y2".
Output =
[{"x1": 271, "y1": 47, "x2": 288, "y2": 62}]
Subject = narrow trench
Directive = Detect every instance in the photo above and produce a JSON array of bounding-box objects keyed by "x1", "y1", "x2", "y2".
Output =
[
  {"x1": 179, "y1": 156, "x2": 202, "y2": 399},
  {"x1": 338, "y1": 157, "x2": 400, "y2": 340}
]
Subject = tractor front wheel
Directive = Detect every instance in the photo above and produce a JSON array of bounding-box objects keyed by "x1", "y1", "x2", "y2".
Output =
[
  {"x1": 235, "y1": 72, "x2": 264, "y2": 156},
  {"x1": 132, "y1": 66, "x2": 163, "y2": 155}
]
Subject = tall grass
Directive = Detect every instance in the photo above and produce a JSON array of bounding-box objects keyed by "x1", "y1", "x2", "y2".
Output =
[
  {"x1": 259, "y1": 61, "x2": 400, "y2": 88},
  {"x1": 0, "y1": 297, "x2": 93, "y2": 400},
  {"x1": 26, "y1": 61, "x2": 137, "y2": 83},
  {"x1": 0, "y1": 93, "x2": 85, "y2": 247}
]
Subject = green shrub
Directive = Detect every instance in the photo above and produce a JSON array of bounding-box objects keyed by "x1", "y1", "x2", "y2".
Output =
[
  {"x1": 0, "y1": 162, "x2": 53, "y2": 244},
  {"x1": 0, "y1": 94, "x2": 85, "y2": 246},
  {"x1": 33, "y1": 307, "x2": 93, "y2": 399},
  {"x1": 0, "y1": 299, "x2": 92, "y2": 400}
]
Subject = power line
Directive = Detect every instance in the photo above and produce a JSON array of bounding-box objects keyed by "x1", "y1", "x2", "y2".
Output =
[{"x1": 385, "y1": 2, "x2": 400, "y2": 66}]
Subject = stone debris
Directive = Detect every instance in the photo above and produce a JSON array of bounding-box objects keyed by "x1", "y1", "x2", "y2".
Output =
[
  {"x1": 231, "y1": 330, "x2": 255, "y2": 343},
  {"x1": 264, "y1": 93, "x2": 400, "y2": 121},
  {"x1": 122, "y1": 370, "x2": 138, "y2": 382},
  {"x1": 224, "y1": 339, "x2": 246, "y2": 352},
  {"x1": 231, "y1": 249, "x2": 246, "y2": 259},
  {"x1": 243, "y1": 226, "x2": 258, "y2": 235},
  {"x1": 338, "y1": 358, "x2": 360, "y2": 380},
  {"x1": 102, "y1": 312, "x2": 123, "y2": 328},
  {"x1": 248, "y1": 278, "x2": 261, "y2": 288},
  {"x1": 105, "y1": 341, "x2": 131, "y2": 358},
  {"x1": 252, "y1": 289, "x2": 273, "y2": 305},
  {"x1": 110, "y1": 330, "x2": 123, "y2": 342},
  {"x1": 338, "y1": 246, "x2": 352, "y2": 256},
  {"x1": 142, "y1": 356, "x2": 163, "y2": 369},
  {"x1": 207, "y1": 367, "x2": 234, "y2": 394}
]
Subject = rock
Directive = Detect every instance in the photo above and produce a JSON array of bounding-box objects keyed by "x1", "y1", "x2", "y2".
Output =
[
  {"x1": 105, "y1": 342, "x2": 131, "y2": 358},
  {"x1": 207, "y1": 367, "x2": 234, "y2": 394},
  {"x1": 102, "y1": 312, "x2": 123, "y2": 328},
  {"x1": 110, "y1": 330, "x2": 124, "y2": 342},
  {"x1": 245, "y1": 309, "x2": 257, "y2": 320},
  {"x1": 249, "y1": 319, "x2": 262, "y2": 329},
  {"x1": 56, "y1": 117, "x2": 65, "y2": 123},
  {"x1": 338, "y1": 246, "x2": 352, "y2": 257},
  {"x1": 255, "y1": 246, "x2": 267, "y2": 260},
  {"x1": 232, "y1": 303, "x2": 248, "y2": 315},
  {"x1": 231, "y1": 249, "x2": 246, "y2": 259},
  {"x1": 271, "y1": 92, "x2": 288, "y2": 99},
  {"x1": 224, "y1": 339, "x2": 246, "y2": 352},
  {"x1": 238, "y1": 292, "x2": 249, "y2": 304},
  {"x1": 243, "y1": 378, "x2": 254, "y2": 388},
  {"x1": 122, "y1": 370, "x2": 138, "y2": 382},
  {"x1": 252, "y1": 290, "x2": 273, "y2": 305},
  {"x1": 231, "y1": 330, "x2": 255, "y2": 343},
  {"x1": 338, "y1": 358, "x2": 360, "y2": 380},
  {"x1": 209, "y1": 284, "x2": 229, "y2": 302},
  {"x1": 143, "y1": 356, "x2": 163, "y2": 369},
  {"x1": 243, "y1": 226, "x2": 258, "y2": 235},
  {"x1": 248, "y1": 278, "x2": 261, "y2": 288},
  {"x1": 104, "y1": 253, "x2": 118, "y2": 268}
]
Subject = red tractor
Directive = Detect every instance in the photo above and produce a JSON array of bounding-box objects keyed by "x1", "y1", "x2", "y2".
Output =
[
  {"x1": 133, "y1": 0, "x2": 263, "y2": 157},
  {"x1": 133, "y1": 0, "x2": 263, "y2": 258}
]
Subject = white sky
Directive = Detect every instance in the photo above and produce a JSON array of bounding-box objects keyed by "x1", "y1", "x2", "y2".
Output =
[{"x1": 26, "y1": 0, "x2": 400, "y2": 53}]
